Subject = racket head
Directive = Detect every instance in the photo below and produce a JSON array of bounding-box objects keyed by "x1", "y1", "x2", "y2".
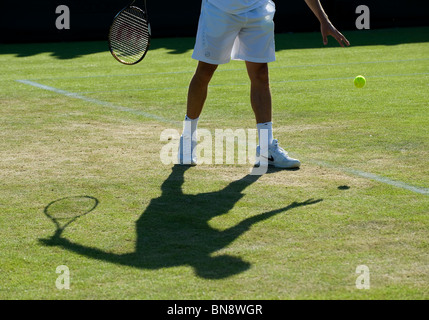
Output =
[
  {"x1": 43, "y1": 196, "x2": 99, "y2": 233},
  {"x1": 108, "y1": 4, "x2": 151, "y2": 65}
]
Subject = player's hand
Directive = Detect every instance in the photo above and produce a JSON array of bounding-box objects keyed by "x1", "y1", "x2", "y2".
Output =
[{"x1": 320, "y1": 20, "x2": 350, "y2": 47}]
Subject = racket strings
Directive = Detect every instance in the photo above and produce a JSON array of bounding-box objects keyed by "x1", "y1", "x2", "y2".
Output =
[
  {"x1": 112, "y1": 12, "x2": 149, "y2": 56},
  {"x1": 109, "y1": 7, "x2": 150, "y2": 64}
]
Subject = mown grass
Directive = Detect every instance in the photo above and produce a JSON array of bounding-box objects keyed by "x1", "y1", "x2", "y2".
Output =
[{"x1": 0, "y1": 27, "x2": 428, "y2": 299}]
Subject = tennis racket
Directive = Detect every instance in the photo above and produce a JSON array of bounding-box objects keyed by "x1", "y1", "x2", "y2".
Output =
[{"x1": 108, "y1": 0, "x2": 151, "y2": 65}]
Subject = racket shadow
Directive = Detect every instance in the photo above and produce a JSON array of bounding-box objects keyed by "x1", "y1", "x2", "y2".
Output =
[
  {"x1": 42, "y1": 195, "x2": 99, "y2": 241},
  {"x1": 40, "y1": 166, "x2": 322, "y2": 280}
]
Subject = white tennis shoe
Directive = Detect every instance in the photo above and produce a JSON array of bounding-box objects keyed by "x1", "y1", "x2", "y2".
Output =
[
  {"x1": 256, "y1": 139, "x2": 301, "y2": 169},
  {"x1": 178, "y1": 135, "x2": 197, "y2": 166}
]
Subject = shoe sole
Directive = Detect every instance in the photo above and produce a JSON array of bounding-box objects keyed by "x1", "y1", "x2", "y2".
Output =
[
  {"x1": 254, "y1": 161, "x2": 301, "y2": 169},
  {"x1": 271, "y1": 162, "x2": 301, "y2": 169},
  {"x1": 178, "y1": 162, "x2": 197, "y2": 166}
]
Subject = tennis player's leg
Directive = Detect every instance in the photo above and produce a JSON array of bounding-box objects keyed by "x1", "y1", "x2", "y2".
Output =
[
  {"x1": 178, "y1": 2, "x2": 242, "y2": 165},
  {"x1": 246, "y1": 62, "x2": 300, "y2": 169},
  {"x1": 178, "y1": 62, "x2": 217, "y2": 165},
  {"x1": 186, "y1": 62, "x2": 218, "y2": 120},
  {"x1": 236, "y1": 3, "x2": 300, "y2": 169},
  {"x1": 245, "y1": 61, "x2": 272, "y2": 124}
]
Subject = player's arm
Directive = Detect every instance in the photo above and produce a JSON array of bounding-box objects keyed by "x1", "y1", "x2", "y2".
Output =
[{"x1": 304, "y1": 0, "x2": 350, "y2": 47}]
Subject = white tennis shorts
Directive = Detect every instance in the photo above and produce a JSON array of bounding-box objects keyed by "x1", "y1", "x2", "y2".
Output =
[{"x1": 192, "y1": 0, "x2": 276, "y2": 65}]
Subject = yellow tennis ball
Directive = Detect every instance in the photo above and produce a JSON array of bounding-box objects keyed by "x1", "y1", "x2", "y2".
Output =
[{"x1": 354, "y1": 75, "x2": 366, "y2": 88}]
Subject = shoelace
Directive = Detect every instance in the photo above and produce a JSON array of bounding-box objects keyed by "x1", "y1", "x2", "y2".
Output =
[{"x1": 271, "y1": 139, "x2": 289, "y2": 156}]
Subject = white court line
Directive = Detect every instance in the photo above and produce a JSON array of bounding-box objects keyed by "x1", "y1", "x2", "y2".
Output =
[
  {"x1": 16, "y1": 79, "x2": 429, "y2": 196},
  {"x1": 79, "y1": 72, "x2": 429, "y2": 94},
  {"x1": 24, "y1": 58, "x2": 429, "y2": 82},
  {"x1": 16, "y1": 79, "x2": 180, "y2": 126},
  {"x1": 312, "y1": 160, "x2": 429, "y2": 196}
]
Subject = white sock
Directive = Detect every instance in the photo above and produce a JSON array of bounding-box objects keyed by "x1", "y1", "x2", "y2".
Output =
[
  {"x1": 257, "y1": 122, "x2": 273, "y2": 146},
  {"x1": 183, "y1": 115, "x2": 199, "y2": 142}
]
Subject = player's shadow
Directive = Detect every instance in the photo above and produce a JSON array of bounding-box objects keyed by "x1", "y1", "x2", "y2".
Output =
[{"x1": 40, "y1": 165, "x2": 322, "y2": 279}]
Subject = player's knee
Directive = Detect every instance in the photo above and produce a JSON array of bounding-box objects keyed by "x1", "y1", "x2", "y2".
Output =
[
  {"x1": 248, "y1": 64, "x2": 269, "y2": 86},
  {"x1": 195, "y1": 63, "x2": 218, "y2": 84},
  {"x1": 251, "y1": 73, "x2": 269, "y2": 88}
]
